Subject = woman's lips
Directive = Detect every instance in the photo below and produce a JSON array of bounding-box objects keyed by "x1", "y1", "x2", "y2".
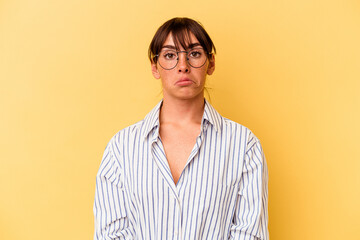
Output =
[{"x1": 175, "y1": 78, "x2": 193, "y2": 86}]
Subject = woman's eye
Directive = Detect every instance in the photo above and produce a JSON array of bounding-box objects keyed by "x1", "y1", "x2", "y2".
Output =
[
  {"x1": 164, "y1": 52, "x2": 176, "y2": 60},
  {"x1": 189, "y1": 51, "x2": 202, "y2": 58}
]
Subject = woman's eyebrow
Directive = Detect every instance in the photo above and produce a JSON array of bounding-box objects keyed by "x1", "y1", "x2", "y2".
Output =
[
  {"x1": 161, "y1": 43, "x2": 202, "y2": 51},
  {"x1": 187, "y1": 43, "x2": 201, "y2": 49},
  {"x1": 161, "y1": 45, "x2": 176, "y2": 50}
]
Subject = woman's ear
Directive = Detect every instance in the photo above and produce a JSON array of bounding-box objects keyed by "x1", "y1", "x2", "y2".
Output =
[
  {"x1": 207, "y1": 54, "x2": 215, "y2": 75},
  {"x1": 151, "y1": 62, "x2": 161, "y2": 79}
]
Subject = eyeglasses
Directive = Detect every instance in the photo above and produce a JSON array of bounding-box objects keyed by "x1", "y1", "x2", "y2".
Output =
[{"x1": 154, "y1": 48, "x2": 210, "y2": 70}]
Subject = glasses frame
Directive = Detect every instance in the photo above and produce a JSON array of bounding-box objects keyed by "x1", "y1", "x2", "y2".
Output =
[{"x1": 154, "y1": 48, "x2": 212, "y2": 70}]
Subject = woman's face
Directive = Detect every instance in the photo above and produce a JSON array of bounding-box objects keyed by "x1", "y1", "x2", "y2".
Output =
[{"x1": 151, "y1": 32, "x2": 215, "y2": 101}]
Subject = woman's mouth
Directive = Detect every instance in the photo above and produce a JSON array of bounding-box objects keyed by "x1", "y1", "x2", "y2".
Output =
[{"x1": 175, "y1": 78, "x2": 193, "y2": 86}]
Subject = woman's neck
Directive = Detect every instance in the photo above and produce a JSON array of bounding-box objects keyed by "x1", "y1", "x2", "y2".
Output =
[{"x1": 159, "y1": 95, "x2": 205, "y2": 126}]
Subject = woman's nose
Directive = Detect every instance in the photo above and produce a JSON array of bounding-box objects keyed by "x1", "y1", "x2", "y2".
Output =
[{"x1": 177, "y1": 52, "x2": 190, "y2": 73}]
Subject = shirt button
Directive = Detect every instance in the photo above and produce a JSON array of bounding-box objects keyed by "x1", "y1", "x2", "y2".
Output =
[{"x1": 174, "y1": 231, "x2": 178, "y2": 235}]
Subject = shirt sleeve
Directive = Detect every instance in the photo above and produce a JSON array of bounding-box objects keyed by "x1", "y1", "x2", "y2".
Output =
[
  {"x1": 229, "y1": 136, "x2": 269, "y2": 240},
  {"x1": 93, "y1": 140, "x2": 134, "y2": 239}
]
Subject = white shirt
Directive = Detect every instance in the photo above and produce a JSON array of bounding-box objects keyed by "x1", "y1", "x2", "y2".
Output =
[{"x1": 94, "y1": 99, "x2": 269, "y2": 239}]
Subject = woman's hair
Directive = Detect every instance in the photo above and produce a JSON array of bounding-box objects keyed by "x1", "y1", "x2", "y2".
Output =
[{"x1": 148, "y1": 17, "x2": 216, "y2": 63}]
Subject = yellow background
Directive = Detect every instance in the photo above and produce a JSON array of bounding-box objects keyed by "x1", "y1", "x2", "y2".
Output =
[{"x1": 1, "y1": 0, "x2": 359, "y2": 239}]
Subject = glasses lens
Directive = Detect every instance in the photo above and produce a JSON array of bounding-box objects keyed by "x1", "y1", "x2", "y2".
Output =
[
  {"x1": 158, "y1": 49, "x2": 178, "y2": 70},
  {"x1": 187, "y1": 48, "x2": 207, "y2": 68},
  {"x1": 157, "y1": 48, "x2": 208, "y2": 70}
]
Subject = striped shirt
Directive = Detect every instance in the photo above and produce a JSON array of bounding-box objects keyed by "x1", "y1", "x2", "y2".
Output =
[{"x1": 94, "y1": 99, "x2": 269, "y2": 240}]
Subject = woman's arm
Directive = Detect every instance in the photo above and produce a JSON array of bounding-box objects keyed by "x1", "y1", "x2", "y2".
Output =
[
  {"x1": 229, "y1": 138, "x2": 269, "y2": 240},
  {"x1": 93, "y1": 141, "x2": 134, "y2": 240}
]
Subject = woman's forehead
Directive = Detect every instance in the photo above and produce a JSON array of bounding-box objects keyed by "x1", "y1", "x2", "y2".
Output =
[{"x1": 162, "y1": 31, "x2": 200, "y2": 50}]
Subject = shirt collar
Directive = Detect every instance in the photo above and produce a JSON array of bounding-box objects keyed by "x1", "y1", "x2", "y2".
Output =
[
  {"x1": 202, "y1": 98, "x2": 223, "y2": 133},
  {"x1": 140, "y1": 98, "x2": 222, "y2": 140}
]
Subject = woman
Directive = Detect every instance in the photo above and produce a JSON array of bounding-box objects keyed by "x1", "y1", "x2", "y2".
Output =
[{"x1": 94, "y1": 17, "x2": 269, "y2": 240}]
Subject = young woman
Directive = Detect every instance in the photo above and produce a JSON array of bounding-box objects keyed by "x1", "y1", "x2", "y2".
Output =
[{"x1": 94, "y1": 17, "x2": 269, "y2": 240}]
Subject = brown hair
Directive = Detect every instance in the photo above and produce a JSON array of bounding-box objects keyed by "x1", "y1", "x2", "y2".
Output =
[{"x1": 148, "y1": 17, "x2": 216, "y2": 63}]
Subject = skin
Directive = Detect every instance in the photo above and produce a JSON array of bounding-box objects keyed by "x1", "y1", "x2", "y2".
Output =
[{"x1": 151, "y1": 32, "x2": 215, "y2": 185}]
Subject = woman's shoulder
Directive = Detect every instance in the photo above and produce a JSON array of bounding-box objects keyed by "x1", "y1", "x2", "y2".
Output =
[{"x1": 221, "y1": 117, "x2": 261, "y2": 146}]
